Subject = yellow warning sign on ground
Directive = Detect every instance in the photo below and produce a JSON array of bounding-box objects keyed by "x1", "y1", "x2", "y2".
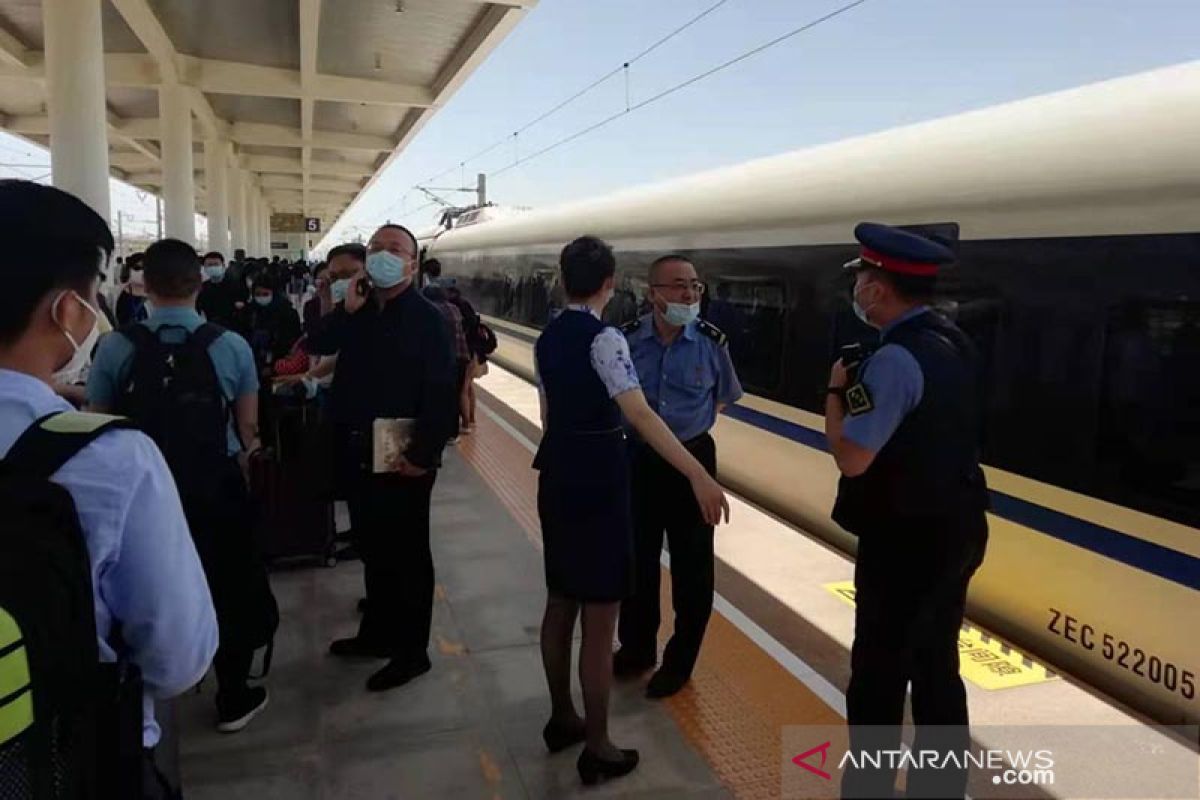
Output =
[{"x1": 824, "y1": 581, "x2": 1057, "y2": 690}]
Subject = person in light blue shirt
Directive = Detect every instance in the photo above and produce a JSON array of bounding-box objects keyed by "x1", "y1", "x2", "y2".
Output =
[
  {"x1": 88, "y1": 301, "x2": 259, "y2": 456},
  {"x1": 614, "y1": 254, "x2": 743, "y2": 699},
  {"x1": 0, "y1": 181, "x2": 216, "y2": 796},
  {"x1": 839, "y1": 305, "x2": 927, "y2": 453},
  {"x1": 88, "y1": 238, "x2": 274, "y2": 736}
]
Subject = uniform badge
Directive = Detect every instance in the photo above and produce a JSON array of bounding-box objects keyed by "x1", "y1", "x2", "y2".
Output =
[{"x1": 845, "y1": 382, "x2": 873, "y2": 416}]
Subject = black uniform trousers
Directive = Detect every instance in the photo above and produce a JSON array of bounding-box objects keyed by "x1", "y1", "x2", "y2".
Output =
[
  {"x1": 348, "y1": 470, "x2": 438, "y2": 661},
  {"x1": 618, "y1": 433, "x2": 717, "y2": 678},
  {"x1": 841, "y1": 511, "x2": 987, "y2": 800},
  {"x1": 185, "y1": 459, "x2": 277, "y2": 705}
]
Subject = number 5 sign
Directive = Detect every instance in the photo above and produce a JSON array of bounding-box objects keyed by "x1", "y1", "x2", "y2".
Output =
[{"x1": 304, "y1": 217, "x2": 321, "y2": 233}]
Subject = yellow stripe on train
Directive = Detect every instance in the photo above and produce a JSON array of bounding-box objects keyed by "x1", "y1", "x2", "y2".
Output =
[{"x1": 824, "y1": 581, "x2": 1058, "y2": 691}]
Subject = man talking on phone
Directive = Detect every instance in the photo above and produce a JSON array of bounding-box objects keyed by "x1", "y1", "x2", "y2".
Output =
[{"x1": 307, "y1": 224, "x2": 458, "y2": 692}]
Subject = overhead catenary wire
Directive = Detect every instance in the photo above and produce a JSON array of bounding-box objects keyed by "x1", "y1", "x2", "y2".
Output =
[
  {"x1": 491, "y1": 0, "x2": 872, "y2": 179},
  {"x1": 420, "y1": 0, "x2": 735, "y2": 186}
]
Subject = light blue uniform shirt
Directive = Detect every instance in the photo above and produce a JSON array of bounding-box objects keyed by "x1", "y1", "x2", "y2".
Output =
[
  {"x1": 625, "y1": 314, "x2": 744, "y2": 442},
  {"x1": 86, "y1": 306, "x2": 259, "y2": 454},
  {"x1": 0, "y1": 370, "x2": 217, "y2": 747},
  {"x1": 842, "y1": 306, "x2": 929, "y2": 452}
]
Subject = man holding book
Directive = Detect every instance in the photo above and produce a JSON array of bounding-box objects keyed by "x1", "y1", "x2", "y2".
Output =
[{"x1": 306, "y1": 224, "x2": 458, "y2": 692}]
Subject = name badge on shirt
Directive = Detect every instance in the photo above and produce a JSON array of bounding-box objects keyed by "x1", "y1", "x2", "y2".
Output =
[{"x1": 845, "y1": 382, "x2": 873, "y2": 416}]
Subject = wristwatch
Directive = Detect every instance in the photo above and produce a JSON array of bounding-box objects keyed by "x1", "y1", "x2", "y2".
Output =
[{"x1": 826, "y1": 386, "x2": 847, "y2": 398}]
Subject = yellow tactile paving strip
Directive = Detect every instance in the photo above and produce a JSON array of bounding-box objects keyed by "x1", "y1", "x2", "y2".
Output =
[{"x1": 458, "y1": 408, "x2": 843, "y2": 800}]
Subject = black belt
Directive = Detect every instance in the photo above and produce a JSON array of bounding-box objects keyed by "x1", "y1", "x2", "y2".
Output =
[
  {"x1": 558, "y1": 426, "x2": 624, "y2": 437},
  {"x1": 632, "y1": 430, "x2": 712, "y2": 453}
]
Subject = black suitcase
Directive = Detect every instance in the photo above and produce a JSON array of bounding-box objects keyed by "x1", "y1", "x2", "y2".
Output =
[{"x1": 251, "y1": 395, "x2": 338, "y2": 567}]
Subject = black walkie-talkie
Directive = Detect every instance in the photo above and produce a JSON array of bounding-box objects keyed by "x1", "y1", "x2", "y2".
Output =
[{"x1": 840, "y1": 342, "x2": 871, "y2": 382}]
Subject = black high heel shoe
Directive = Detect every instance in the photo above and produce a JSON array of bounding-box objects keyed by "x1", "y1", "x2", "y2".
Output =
[
  {"x1": 576, "y1": 747, "x2": 639, "y2": 785},
  {"x1": 541, "y1": 719, "x2": 586, "y2": 753}
]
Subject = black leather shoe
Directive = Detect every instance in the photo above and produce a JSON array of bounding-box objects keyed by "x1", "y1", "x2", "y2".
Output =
[
  {"x1": 576, "y1": 747, "x2": 639, "y2": 785},
  {"x1": 366, "y1": 655, "x2": 432, "y2": 692},
  {"x1": 645, "y1": 668, "x2": 690, "y2": 698},
  {"x1": 542, "y1": 718, "x2": 586, "y2": 753},
  {"x1": 612, "y1": 648, "x2": 655, "y2": 678},
  {"x1": 328, "y1": 637, "x2": 391, "y2": 659}
]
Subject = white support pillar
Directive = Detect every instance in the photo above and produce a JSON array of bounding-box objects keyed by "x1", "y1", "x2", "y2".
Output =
[
  {"x1": 43, "y1": 0, "x2": 111, "y2": 220},
  {"x1": 229, "y1": 166, "x2": 247, "y2": 256},
  {"x1": 160, "y1": 82, "x2": 195, "y2": 244},
  {"x1": 203, "y1": 139, "x2": 229, "y2": 257},
  {"x1": 263, "y1": 204, "x2": 273, "y2": 256},
  {"x1": 248, "y1": 187, "x2": 260, "y2": 256},
  {"x1": 261, "y1": 201, "x2": 271, "y2": 256}
]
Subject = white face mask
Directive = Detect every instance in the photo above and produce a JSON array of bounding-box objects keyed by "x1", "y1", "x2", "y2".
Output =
[
  {"x1": 852, "y1": 280, "x2": 880, "y2": 329},
  {"x1": 51, "y1": 291, "x2": 100, "y2": 385},
  {"x1": 663, "y1": 301, "x2": 700, "y2": 327}
]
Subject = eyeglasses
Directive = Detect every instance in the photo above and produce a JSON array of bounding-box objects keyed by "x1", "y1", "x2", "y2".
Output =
[{"x1": 650, "y1": 281, "x2": 706, "y2": 295}]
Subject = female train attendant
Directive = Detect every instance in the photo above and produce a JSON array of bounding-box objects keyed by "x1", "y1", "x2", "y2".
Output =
[{"x1": 533, "y1": 236, "x2": 729, "y2": 786}]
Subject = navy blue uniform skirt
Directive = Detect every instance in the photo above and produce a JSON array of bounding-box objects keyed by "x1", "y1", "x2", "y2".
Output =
[{"x1": 534, "y1": 430, "x2": 634, "y2": 602}]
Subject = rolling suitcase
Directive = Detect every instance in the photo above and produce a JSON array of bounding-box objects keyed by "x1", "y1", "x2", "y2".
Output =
[{"x1": 251, "y1": 394, "x2": 338, "y2": 567}]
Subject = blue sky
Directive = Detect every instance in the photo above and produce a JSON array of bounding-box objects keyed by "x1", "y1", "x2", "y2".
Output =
[
  {"x1": 320, "y1": 0, "x2": 1199, "y2": 246},
  {"x1": 0, "y1": 0, "x2": 1196, "y2": 250}
]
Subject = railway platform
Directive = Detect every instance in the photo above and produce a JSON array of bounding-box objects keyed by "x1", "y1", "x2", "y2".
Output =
[{"x1": 172, "y1": 362, "x2": 1197, "y2": 799}]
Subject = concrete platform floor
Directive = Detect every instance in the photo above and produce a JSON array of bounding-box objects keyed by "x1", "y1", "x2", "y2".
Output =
[{"x1": 176, "y1": 450, "x2": 734, "y2": 800}]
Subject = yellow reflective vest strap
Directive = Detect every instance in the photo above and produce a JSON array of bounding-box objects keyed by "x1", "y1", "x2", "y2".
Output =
[
  {"x1": 38, "y1": 411, "x2": 125, "y2": 435},
  {"x1": 0, "y1": 607, "x2": 33, "y2": 744}
]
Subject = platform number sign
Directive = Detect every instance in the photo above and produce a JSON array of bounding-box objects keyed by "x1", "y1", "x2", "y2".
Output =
[{"x1": 304, "y1": 217, "x2": 321, "y2": 233}]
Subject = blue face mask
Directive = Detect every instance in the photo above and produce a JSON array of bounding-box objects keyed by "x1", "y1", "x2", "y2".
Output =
[
  {"x1": 330, "y1": 278, "x2": 350, "y2": 303},
  {"x1": 663, "y1": 301, "x2": 700, "y2": 327},
  {"x1": 254, "y1": 295, "x2": 272, "y2": 307},
  {"x1": 203, "y1": 265, "x2": 225, "y2": 282},
  {"x1": 366, "y1": 250, "x2": 408, "y2": 289}
]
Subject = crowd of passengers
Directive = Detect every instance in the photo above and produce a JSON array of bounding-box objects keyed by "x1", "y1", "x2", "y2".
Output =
[{"x1": 0, "y1": 178, "x2": 986, "y2": 799}]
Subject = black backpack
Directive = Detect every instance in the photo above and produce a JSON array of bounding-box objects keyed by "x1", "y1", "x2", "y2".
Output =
[
  {"x1": 117, "y1": 323, "x2": 230, "y2": 503},
  {"x1": 0, "y1": 412, "x2": 144, "y2": 799},
  {"x1": 474, "y1": 322, "x2": 498, "y2": 356}
]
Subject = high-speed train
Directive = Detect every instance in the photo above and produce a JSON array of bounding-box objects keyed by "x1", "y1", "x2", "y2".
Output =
[{"x1": 423, "y1": 61, "x2": 1200, "y2": 725}]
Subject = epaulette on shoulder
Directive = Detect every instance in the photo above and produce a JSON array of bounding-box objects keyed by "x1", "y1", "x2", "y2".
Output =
[
  {"x1": 696, "y1": 319, "x2": 728, "y2": 346},
  {"x1": 619, "y1": 317, "x2": 642, "y2": 336}
]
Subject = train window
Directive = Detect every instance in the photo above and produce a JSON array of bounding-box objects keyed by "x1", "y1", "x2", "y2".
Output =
[
  {"x1": 708, "y1": 276, "x2": 786, "y2": 394},
  {"x1": 1096, "y1": 300, "x2": 1200, "y2": 526}
]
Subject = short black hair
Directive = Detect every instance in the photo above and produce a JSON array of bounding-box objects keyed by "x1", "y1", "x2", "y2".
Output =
[
  {"x1": 251, "y1": 275, "x2": 277, "y2": 293},
  {"x1": 560, "y1": 236, "x2": 616, "y2": 300},
  {"x1": 375, "y1": 223, "x2": 420, "y2": 256},
  {"x1": 144, "y1": 238, "x2": 201, "y2": 299},
  {"x1": 864, "y1": 266, "x2": 936, "y2": 304},
  {"x1": 327, "y1": 242, "x2": 366, "y2": 264},
  {"x1": 202, "y1": 251, "x2": 225, "y2": 263},
  {"x1": 0, "y1": 180, "x2": 113, "y2": 345},
  {"x1": 649, "y1": 253, "x2": 693, "y2": 282},
  {"x1": 314, "y1": 261, "x2": 330, "y2": 277},
  {"x1": 423, "y1": 258, "x2": 442, "y2": 278}
]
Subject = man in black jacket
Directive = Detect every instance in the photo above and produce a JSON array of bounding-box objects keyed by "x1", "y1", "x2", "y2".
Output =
[{"x1": 307, "y1": 223, "x2": 457, "y2": 692}]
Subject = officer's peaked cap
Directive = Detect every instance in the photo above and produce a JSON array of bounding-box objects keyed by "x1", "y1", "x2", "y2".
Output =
[{"x1": 845, "y1": 222, "x2": 954, "y2": 278}]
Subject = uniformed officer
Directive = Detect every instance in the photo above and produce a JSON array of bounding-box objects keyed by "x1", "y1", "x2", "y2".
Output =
[
  {"x1": 614, "y1": 254, "x2": 743, "y2": 698},
  {"x1": 826, "y1": 223, "x2": 989, "y2": 799}
]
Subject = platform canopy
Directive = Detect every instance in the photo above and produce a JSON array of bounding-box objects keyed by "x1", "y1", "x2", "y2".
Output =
[{"x1": 0, "y1": 0, "x2": 534, "y2": 254}]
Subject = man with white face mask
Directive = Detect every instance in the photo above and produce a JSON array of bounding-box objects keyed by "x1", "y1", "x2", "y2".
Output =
[
  {"x1": 306, "y1": 223, "x2": 457, "y2": 693},
  {"x1": 0, "y1": 181, "x2": 216, "y2": 798},
  {"x1": 614, "y1": 254, "x2": 742, "y2": 698}
]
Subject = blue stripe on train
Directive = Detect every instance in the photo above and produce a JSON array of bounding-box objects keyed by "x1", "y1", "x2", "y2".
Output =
[
  {"x1": 721, "y1": 404, "x2": 1200, "y2": 591},
  {"x1": 495, "y1": 326, "x2": 1200, "y2": 591}
]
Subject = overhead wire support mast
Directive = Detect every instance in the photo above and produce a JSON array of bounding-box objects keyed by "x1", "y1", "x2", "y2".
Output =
[{"x1": 491, "y1": 0, "x2": 873, "y2": 179}]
